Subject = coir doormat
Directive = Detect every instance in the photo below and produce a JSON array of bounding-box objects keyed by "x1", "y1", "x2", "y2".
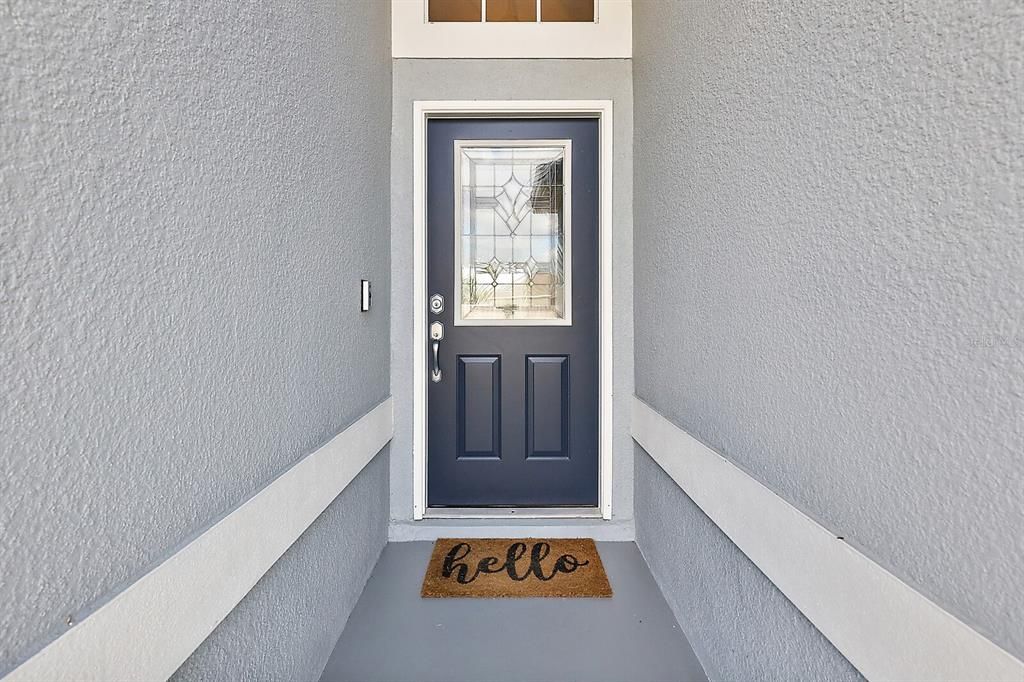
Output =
[{"x1": 421, "y1": 538, "x2": 612, "y2": 598}]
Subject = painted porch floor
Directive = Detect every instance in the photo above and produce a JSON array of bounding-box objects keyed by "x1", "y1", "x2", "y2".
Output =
[{"x1": 320, "y1": 541, "x2": 707, "y2": 682}]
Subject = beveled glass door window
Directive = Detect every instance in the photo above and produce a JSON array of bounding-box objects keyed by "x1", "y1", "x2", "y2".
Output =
[{"x1": 454, "y1": 140, "x2": 572, "y2": 325}]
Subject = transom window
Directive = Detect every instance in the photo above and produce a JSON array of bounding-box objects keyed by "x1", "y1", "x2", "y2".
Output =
[
  {"x1": 428, "y1": 0, "x2": 595, "y2": 23},
  {"x1": 392, "y1": 0, "x2": 630, "y2": 58}
]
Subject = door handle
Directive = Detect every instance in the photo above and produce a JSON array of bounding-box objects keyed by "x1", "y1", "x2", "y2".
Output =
[
  {"x1": 431, "y1": 341, "x2": 441, "y2": 383},
  {"x1": 430, "y1": 321, "x2": 443, "y2": 383}
]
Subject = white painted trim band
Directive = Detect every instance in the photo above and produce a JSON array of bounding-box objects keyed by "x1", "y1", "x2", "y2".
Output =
[
  {"x1": 631, "y1": 396, "x2": 1024, "y2": 682},
  {"x1": 5, "y1": 398, "x2": 394, "y2": 682}
]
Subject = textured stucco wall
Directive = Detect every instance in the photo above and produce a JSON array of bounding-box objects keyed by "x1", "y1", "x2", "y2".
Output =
[
  {"x1": 174, "y1": 450, "x2": 389, "y2": 681},
  {"x1": 388, "y1": 59, "x2": 634, "y2": 531},
  {"x1": 0, "y1": 0, "x2": 391, "y2": 677},
  {"x1": 635, "y1": 448, "x2": 860, "y2": 682},
  {"x1": 632, "y1": 0, "x2": 1024, "y2": 676}
]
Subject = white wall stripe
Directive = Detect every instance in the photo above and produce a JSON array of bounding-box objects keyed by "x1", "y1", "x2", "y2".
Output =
[
  {"x1": 631, "y1": 396, "x2": 1024, "y2": 682},
  {"x1": 4, "y1": 397, "x2": 394, "y2": 682}
]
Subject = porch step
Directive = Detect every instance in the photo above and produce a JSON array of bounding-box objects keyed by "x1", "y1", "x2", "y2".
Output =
[{"x1": 388, "y1": 517, "x2": 635, "y2": 542}]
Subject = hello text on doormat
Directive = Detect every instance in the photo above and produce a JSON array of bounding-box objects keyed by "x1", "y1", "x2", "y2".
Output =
[{"x1": 420, "y1": 538, "x2": 612, "y2": 598}]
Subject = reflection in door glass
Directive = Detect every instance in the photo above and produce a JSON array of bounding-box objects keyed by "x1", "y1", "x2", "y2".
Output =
[{"x1": 456, "y1": 143, "x2": 569, "y2": 323}]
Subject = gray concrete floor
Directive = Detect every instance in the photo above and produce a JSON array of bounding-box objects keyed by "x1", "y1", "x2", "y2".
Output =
[{"x1": 320, "y1": 541, "x2": 707, "y2": 682}]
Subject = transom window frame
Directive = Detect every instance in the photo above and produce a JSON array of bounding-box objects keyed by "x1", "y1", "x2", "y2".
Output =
[
  {"x1": 392, "y1": 0, "x2": 632, "y2": 58},
  {"x1": 429, "y1": 0, "x2": 596, "y2": 24}
]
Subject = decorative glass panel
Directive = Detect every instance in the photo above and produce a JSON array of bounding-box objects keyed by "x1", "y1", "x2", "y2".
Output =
[
  {"x1": 486, "y1": 0, "x2": 537, "y2": 22},
  {"x1": 540, "y1": 0, "x2": 595, "y2": 21},
  {"x1": 455, "y1": 142, "x2": 570, "y2": 324},
  {"x1": 428, "y1": 0, "x2": 482, "y2": 22}
]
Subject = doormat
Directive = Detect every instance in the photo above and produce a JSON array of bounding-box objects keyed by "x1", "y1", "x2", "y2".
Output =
[{"x1": 421, "y1": 538, "x2": 612, "y2": 598}]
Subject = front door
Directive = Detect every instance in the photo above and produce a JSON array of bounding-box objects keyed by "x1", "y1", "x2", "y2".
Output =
[{"x1": 427, "y1": 118, "x2": 599, "y2": 507}]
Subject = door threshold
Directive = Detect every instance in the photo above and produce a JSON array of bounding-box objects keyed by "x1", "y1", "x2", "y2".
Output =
[{"x1": 424, "y1": 507, "x2": 602, "y2": 520}]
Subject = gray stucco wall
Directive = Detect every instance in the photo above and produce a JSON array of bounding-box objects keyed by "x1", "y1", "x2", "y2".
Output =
[
  {"x1": 632, "y1": 0, "x2": 1023, "y2": 677},
  {"x1": 174, "y1": 450, "x2": 389, "y2": 681},
  {"x1": 389, "y1": 59, "x2": 634, "y2": 531},
  {"x1": 635, "y1": 448, "x2": 860, "y2": 682},
  {"x1": 0, "y1": 1, "x2": 391, "y2": 677}
]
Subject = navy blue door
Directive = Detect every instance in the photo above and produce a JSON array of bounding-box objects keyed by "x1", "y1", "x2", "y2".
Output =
[{"x1": 427, "y1": 118, "x2": 599, "y2": 507}]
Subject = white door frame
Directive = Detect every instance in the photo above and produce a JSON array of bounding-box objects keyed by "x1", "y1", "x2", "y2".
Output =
[{"x1": 412, "y1": 100, "x2": 614, "y2": 520}]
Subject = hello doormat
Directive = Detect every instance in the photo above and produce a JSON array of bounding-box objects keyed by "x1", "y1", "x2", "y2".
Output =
[{"x1": 421, "y1": 538, "x2": 612, "y2": 598}]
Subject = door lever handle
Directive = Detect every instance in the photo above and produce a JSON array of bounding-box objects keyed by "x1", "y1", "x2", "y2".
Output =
[
  {"x1": 431, "y1": 341, "x2": 441, "y2": 383},
  {"x1": 430, "y1": 322, "x2": 443, "y2": 382}
]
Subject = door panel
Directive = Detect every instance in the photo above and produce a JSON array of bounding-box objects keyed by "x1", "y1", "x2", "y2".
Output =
[
  {"x1": 457, "y1": 356, "x2": 501, "y2": 459},
  {"x1": 427, "y1": 118, "x2": 599, "y2": 507},
  {"x1": 526, "y1": 355, "x2": 570, "y2": 458}
]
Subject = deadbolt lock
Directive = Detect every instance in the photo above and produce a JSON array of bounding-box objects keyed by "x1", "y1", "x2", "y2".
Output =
[{"x1": 429, "y1": 294, "x2": 444, "y2": 315}]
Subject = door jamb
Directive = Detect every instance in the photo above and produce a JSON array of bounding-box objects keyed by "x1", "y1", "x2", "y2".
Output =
[{"x1": 412, "y1": 100, "x2": 614, "y2": 520}]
